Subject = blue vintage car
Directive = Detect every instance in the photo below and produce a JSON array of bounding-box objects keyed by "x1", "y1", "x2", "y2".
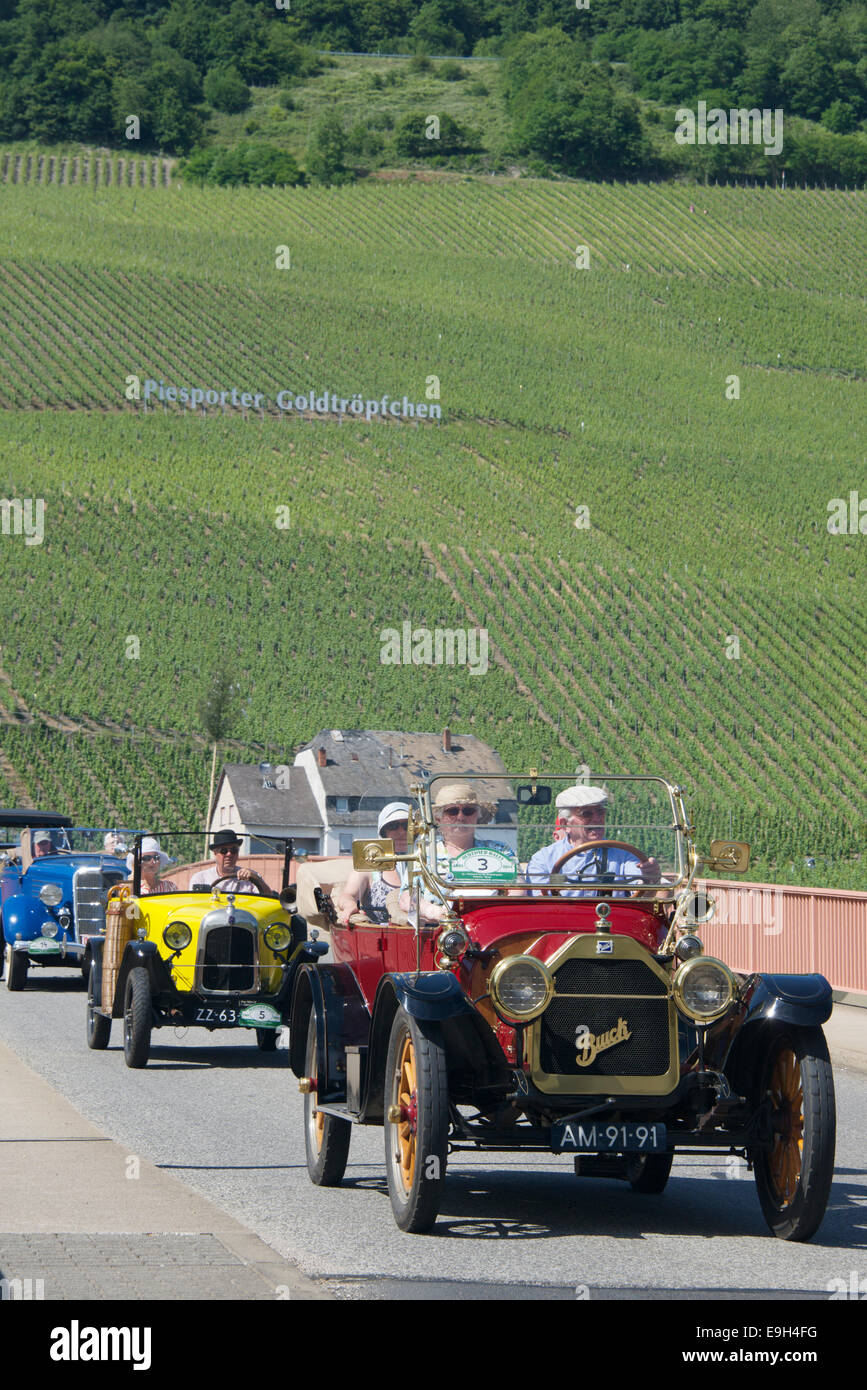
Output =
[{"x1": 1, "y1": 810, "x2": 137, "y2": 991}]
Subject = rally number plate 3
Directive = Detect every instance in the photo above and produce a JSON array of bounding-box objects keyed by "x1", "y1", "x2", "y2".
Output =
[{"x1": 551, "y1": 1121, "x2": 667, "y2": 1153}]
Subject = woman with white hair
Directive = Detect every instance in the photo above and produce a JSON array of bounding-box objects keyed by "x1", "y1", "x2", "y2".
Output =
[{"x1": 126, "y1": 837, "x2": 178, "y2": 895}]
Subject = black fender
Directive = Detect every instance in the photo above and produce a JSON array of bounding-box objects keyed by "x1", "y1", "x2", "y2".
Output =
[
  {"x1": 711, "y1": 973, "x2": 833, "y2": 1096},
  {"x1": 112, "y1": 941, "x2": 174, "y2": 1018},
  {"x1": 358, "y1": 972, "x2": 512, "y2": 1124},
  {"x1": 288, "y1": 962, "x2": 370, "y2": 1099}
]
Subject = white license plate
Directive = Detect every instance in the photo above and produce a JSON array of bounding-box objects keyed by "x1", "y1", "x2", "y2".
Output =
[
  {"x1": 239, "y1": 1004, "x2": 281, "y2": 1028},
  {"x1": 28, "y1": 939, "x2": 60, "y2": 953},
  {"x1": 195, "y1": 1007, "x2": 238, "y2": 1024}
]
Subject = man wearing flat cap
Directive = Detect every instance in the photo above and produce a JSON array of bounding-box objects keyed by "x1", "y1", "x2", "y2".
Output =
[
  {"x1": 188, "y1": 829, "x2": 270, "y2": 894},
  {"x1": 527, "y1": 785, "x2": 660, "y2": 895}
]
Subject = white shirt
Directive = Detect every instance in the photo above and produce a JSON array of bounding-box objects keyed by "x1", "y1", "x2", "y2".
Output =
[{"x1": 188, "y1": 863, "x2": 258, "y2": 894}]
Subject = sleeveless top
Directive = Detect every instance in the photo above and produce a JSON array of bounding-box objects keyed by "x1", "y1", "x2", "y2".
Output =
[{"x1": 361, "y1": 871, "x2": 397, "y2": 924}]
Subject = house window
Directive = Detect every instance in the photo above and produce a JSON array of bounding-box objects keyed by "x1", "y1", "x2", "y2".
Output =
[
  {"x1": 336, "y1": 797, "x2": 349, "y2": 813},
  {"x1": 339, "y1": 833, "x2": 353, "y2": 854}
]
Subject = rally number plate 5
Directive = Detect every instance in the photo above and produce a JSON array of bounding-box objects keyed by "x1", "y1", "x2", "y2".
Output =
[{"x1": 551, "y1": 1121, "x2": 667, "y2": 1153}]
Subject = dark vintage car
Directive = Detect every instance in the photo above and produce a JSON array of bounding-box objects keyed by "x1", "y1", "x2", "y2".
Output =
[
  {"x1": 1, "y1": 811, "x2": 133, "y2": 990},
  {"x1": 288, "y1": 773, "x2": 835, "y2": 1238},
  {"x1": 87, "y1": 833, "x2": 327, "y2": 1067}
]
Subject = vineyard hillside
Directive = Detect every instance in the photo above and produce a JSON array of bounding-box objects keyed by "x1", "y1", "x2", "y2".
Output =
[{"x1": 0, "y1": 177, "x2": 863, "y2": 887}]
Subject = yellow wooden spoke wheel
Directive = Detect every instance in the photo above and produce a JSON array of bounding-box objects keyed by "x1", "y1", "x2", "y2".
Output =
[
  {"x1": 384, "y1": 1008, "x2": 449, "y2": 1233},
  {"x1": 303, "y1": 1011, "x2": 350, "y2": 1186}
]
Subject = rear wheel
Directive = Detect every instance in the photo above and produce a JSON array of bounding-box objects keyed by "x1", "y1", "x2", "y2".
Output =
[
  {"x1": 751, "y1": 1025, "x2": 835, "y2": 1241},
  {"x1": 86, "y1": 963, "x2": 111, "y2": 1050},
  {"x1": 256, "y1": 1028, "x2": 278, "y2": 1052},
  {"x1": 5, "y1": 945, "x2": 27, "y2": 992},
  {"x1": 123, "y1": 967, "x2": 152, "y2": 1069},
  {"x1": 384, "y1": 1009, "x2": 449, "y2": 1233},
  {"x1": 303, "y1": 1012, "x2": 350, "y2": 1185},
  {"x1": 626, "y1": 1151, "x2": 673, "y2": 1193}
]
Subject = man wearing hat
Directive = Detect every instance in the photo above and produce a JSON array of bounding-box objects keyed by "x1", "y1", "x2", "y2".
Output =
[
  {"x1": 188, "y1": 830, "x2": 270, "y2": 894},
  {"x1": 32, "y1": 830, "x2": 54, "y2": 859},
  {"x1": 526, "y1": 785, "x2": 659, "y2": 895}
]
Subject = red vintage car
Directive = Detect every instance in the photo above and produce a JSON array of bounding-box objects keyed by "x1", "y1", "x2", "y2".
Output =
[{"x1": 288, "y1": 773, "x2": 835, "y2": 1238}]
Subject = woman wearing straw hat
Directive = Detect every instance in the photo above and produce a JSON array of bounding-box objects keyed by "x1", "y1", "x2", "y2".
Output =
[
  {"x1": 400, "y1": 781, "x2": 515, "y2": 924},
  {"x1": 335, "y1": 803, "x2": 410, "y2": 926}
]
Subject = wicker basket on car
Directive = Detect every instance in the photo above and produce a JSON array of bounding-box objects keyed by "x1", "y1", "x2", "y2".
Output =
[{"x1": 102, "y1": 886, "x2": 137, "y2": 1011}]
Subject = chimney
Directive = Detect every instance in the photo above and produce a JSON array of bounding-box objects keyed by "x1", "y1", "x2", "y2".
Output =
[
  {"x1": 317, "y1": 747, "x2": 327, "y2": 768},
  {"x1": 443, "y1": 726, "x2": 451, "y2": 752}
]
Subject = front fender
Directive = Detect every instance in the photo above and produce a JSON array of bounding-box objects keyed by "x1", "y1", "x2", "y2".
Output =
[
  {"x1": 112, "y1": 941, "x2": 174, "y2": 1017},
  {"x1": 3, "y1": 893, "x2": 51, "y2": 944},
  {"x1": 743, "y1": 973, "x2": 833, "y2": 1028},
  {"x1": 386, "y1": 970, "x2": 475, "y2": 1020}
]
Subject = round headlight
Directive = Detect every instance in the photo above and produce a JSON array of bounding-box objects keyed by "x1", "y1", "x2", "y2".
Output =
[
  {"x1": 163, "y1": 921, "x2": 192, "y2": 952},
  {"x1": 39, "y1": 883, "x2": 63, "y2": 907},
  {"x1": 675, "y1": 933, "x2": 704, "y2": 961},
  {"x1": 41, "y1": 921, "x2": 58, "y2": 938},
  {"x1": 264, "y1": 923, "x2": 293, "y2": 952},
  {"x1": 489, "y1": 955, "x2": 553, "y2": 1021},
  {"x1": 437, "y1": 926, "x2": 469, "y2": 960},
  {"x1": 673, "y1": 956, "x2": 735, "y2": 1022}
]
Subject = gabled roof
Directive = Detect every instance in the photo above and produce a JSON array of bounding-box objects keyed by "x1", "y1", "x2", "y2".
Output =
[
  {"x1": 297, "y1": 729, "x2": 508, "y2": 802},
  {"x1": 216, "y1": 763, "x2": 321, "y2": 830}
]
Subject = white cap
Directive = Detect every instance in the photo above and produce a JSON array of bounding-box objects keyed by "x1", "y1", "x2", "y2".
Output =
[
  {"x1": 378, "y1": 802, "x2": 410, "y2": 836},
  {"x1": 33, "y1": 829, "x2": 52, "y2": 843},
  {"x1": 555, "y1": 784, "x2": 608, "y2": 810}
]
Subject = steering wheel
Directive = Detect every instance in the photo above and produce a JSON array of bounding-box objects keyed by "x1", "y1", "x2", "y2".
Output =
[
  {"x1": 210, "y1": 873, "x2": 264, "y2": 896},
  {"x1": 544, "y1": 839, "x2": 652, "y2": 899}
]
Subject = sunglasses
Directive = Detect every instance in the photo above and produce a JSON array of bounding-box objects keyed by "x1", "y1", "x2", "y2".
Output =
[
  {"x1": 141, "y1": 853, "x2": 161, "y2": 862},
  {"x1": 442, "y1": 805, "x2": 478, "y2": 818},
  {"x1": 215, "y1": 845, "x2": 239, "y2": 854},
  {"x1": 566, "y1": 809, "x2": 605, "y2": 820}
]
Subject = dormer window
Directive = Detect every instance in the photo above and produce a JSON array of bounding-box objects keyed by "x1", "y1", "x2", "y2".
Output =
[{"x1": 336, "y1": 797, "x2": 349, "y2": 813}]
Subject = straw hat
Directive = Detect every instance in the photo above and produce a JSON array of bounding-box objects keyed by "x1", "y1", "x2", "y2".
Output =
[{"x1": 431, "y1": 781, "x2": 494, "y2": 825}]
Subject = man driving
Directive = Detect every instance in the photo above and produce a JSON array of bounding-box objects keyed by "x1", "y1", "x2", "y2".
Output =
[
  {"x1": 188, "y1": 829, "x2": 270, "y2": 894},
  {"x1": 32, "y1": 830, "x2": 54, "y2": 858},
  {"x1": 526, "y1": 785, "x2": 660, "y2": 895}
]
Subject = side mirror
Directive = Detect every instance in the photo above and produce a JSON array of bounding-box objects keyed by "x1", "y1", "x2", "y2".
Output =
[
  {"x1": 352, "y1": 838, "x2": 396, "y2": 871},
  {"x1": 705, "y1": 840, "x2": 751, "y2": 874},
  {"x1": 517, "y1": 785, "x2": 552, "y2": 806}
]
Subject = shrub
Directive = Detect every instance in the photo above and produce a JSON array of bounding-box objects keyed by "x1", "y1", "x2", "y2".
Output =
[
  {"x1": 202, "y1": 66, "x2": 251, "y2": 115},
  {"x1": 438, "y1": 61, "x2": 465, "y2": 82}
]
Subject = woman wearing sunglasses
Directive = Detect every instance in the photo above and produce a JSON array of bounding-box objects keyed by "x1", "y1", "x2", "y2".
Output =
[
  {"x1": 400, "y1": 781, "x2": 515, "y2": 924},
  {"x1": 125, "y1": 836, "x2": 178, "y2": 894}
]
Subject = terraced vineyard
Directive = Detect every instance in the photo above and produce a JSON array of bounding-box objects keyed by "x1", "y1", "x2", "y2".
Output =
[{"x1": 0, "y1": 174, "x2": 863, "y2": 886}]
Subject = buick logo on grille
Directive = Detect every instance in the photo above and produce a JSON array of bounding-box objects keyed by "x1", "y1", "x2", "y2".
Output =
[{"x1": 574, "y1": 1018, "x2": 632, "y2": 1067}]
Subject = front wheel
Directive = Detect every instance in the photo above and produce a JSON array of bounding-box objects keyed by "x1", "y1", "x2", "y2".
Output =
[
  {"x1": 123, "y1": 967, "x2": 152, "y2": 1069},
  {"x1": 384, "y1": 1009, "x2": 449, "y2": 1233},
  {"x1": 750, "y1": 1025, "x2": 835, "y2": 1241},
  {"x1": 5, "y1": 945, "x2": 27, "y2": 992},
  {"x1": 303, "y1": 1012, "x2": 351, "y2": 1185},
  {"x1": 86, "y1": 963, "x2": 111, "y2": 1050}
]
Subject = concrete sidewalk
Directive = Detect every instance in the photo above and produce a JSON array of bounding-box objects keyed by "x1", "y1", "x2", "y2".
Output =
[
  {"x1": 824, "y1": 998, "x2": 867, "y2": 1075},
  {"x1": 0, "y1": 1040, "x2": 331, "y2": 1301}
]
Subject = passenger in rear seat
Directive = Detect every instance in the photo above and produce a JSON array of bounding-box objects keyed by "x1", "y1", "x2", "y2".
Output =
[{"x1": 335, "y1": 803, "x2": 409, "y2": 925}]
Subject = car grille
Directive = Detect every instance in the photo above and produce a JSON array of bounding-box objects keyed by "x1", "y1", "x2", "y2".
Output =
[
  {"x1": 200, "y1": 924, "x2": 256, "y2": 993},
  {"x1": 72, "y1": 868, "x2": 116, "y2": 940},
  {"x1": 541, "y1": 956, "x2": 671, "y2": 1077}
]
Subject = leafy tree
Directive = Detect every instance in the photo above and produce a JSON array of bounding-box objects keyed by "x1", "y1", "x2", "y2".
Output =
[
  {"x1": 393, "y1": 110, "x2": 475, "y2": 156},
  {"x1": 306, "y1": 110, "x2": 351, "y2": 183},
  {"x1": 203, "y1": 65, "x2": 251, "y2": 113}
]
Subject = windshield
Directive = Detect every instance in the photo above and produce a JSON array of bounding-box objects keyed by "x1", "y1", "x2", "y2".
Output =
[
  {"x1": 29, "y1": 827, "x2": 143, "y2": 858},
  {"x1": 416, "y1": 775, "x2": 686, "y2": 895}
]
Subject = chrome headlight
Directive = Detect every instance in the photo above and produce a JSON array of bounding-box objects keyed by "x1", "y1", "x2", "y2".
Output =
[
  {"x1": 41, "y1": 921, "x2": 59, "y2": 938},
  {"x1": 264, "y1": 923, "x2": 293, "y2": 952},
  {"x1": 162, "y1": 921, "x2": 192, "y2": 952},
  {"x1": 675, "y1": 934, "x2": 704, "y2": 961},
  {"x1": 673, "y1": 956, "x2": 735, "y2": 1022},
  {"x1": 489, "y1": 955, "x2": 554, "y2": 1021},
  {"x1": 437, "y1": 924, "x2": 469, "y2": 959},
  {"x1": 39, "y1": 883, "x2": 63, "y2": 907}
]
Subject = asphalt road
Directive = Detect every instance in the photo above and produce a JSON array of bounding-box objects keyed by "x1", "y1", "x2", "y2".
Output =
[{"x1": 1, "y1": 966, "x2": 865, "y2": 1299}]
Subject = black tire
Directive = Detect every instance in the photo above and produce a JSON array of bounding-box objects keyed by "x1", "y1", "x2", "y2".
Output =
[
  {"x1": 384, "y1": 1008, "x2": 449, "y2": 1233},
  {"x1": 303, "y1": 1012, "x2": 351, "y2": 1185},
  {"x1": 123, "y1": 967, "x2": 152, "y2": 1069},
  {"x1": 256, "y1": 1028, "x2": 278, "y2": 1052},
  {"x1": 80, "y1": 952, "x2": 91, "y2": 984},
  {"x1": 626, "y1": 1150, "x2": 674, "y2": 1193},
  {"x1": 5, "y1": 945, "x2": 27, "y2": 992},
  {"x1": 86, "y1": 963, "x2": 111, "y2": 1050},
  {"x1": 751, "y1": 1025, "x2": 835, "y2": 1241}
]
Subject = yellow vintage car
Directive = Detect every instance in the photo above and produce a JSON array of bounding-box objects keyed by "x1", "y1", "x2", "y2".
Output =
[{"x1": 86, "y1": 835, "x2": 326, "y2": 1067}]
